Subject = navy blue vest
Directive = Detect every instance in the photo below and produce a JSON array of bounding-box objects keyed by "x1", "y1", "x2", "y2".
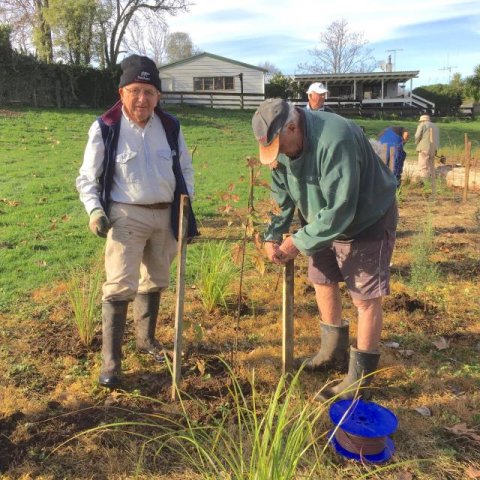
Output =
[{"x1": 97, "y1": 100, "x2": 199, "y2": 240}]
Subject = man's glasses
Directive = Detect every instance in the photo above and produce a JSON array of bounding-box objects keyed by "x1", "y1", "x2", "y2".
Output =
[{"x1": 123, "y1": 87, "x2": 158, "y2": 98}]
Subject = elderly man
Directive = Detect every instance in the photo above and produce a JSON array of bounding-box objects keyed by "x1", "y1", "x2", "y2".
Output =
[
  {"x1": 252, "y1": 98, "x2": 397, "y2": 400},
  {"x1": 76, "y1": 54, "x2": 198, "y2": 388},
  {"x1": 306, "y1": 82, "x2": 332, "y2": 112},
  {"x1": 415, "y1": 114, "x2": 440, "y2": 179}
]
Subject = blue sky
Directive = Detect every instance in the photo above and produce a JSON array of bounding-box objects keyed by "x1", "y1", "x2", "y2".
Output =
[{"x1": 168, "y1": 0, "x2": 480, "y2": 87}]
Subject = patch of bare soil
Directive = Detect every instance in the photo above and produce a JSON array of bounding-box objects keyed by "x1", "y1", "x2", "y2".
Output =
[
  {"x1": 1, "y1": 185, "x2": 479, "y2": 478},
  {"x1": 0, "y1": 109, "x2": 23, "y2": 117}
]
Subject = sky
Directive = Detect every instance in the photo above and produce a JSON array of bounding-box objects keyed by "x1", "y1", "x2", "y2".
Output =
[{"x1": 167, "y1": 0, "x2": 480, "y2": 88}]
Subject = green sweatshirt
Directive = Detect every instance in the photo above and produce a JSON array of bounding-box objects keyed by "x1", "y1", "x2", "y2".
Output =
[{"x1": 264, "y1": 109, "x2": 397, "y2": 256}]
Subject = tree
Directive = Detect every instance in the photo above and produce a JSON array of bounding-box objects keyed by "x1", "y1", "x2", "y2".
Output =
[
  {"x1": 44, "y1": 0, "x2": 96, "y2": 64},
  {"x1": 265, "y1": 73, "x2": 302, "y2": 99},
  {"x1": 0, "y1": 0, "x2": 36, "y2": 52},
  {"x1": 258, "y1": 60, "x2": 281, "y2": 83},
  {"x1": 413, "y1": 84, "x2": 463, "y2": 116},
  {"x1": 298, "y1": 18, "x2": 376, "y2": 74},
  {"x1": 465, "y1": 64, "x2": 480, "y2": 102},
  {"x1": 123, "y1": 9, "x2": 168, "y2": 65},
  {"x1": 98, "y1": 0, "x2": 190, "y2": 69},
  {"x1": 165, "y1": 31, "x2": 199, "y2": 63},
  {"x1": 32, "y1": 0, "x2": 53, "y2": 62}
]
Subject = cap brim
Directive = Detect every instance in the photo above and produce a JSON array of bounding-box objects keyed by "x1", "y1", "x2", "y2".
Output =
[{"x1": 258, "y1": 135, "x2": 280, "y2": 165}]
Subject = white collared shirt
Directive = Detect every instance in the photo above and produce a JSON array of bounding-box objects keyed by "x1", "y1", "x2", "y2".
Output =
[{"x1": 76, "y1": 108, "x2": 194, "y2": 213}]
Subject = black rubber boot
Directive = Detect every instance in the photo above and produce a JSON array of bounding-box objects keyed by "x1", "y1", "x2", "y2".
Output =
[
  {"x1": 316, "y1": 347, "x2": 380, "y2": 402},
  {"x1": 133, "y1": 291, "x2": 166, "y2": 363},
  {"x1": 300, "y1": 321, "x2": 349, "y2": 372},
  {"x1": 99, "y1": 301, "x2": 128, "y2": 388}
]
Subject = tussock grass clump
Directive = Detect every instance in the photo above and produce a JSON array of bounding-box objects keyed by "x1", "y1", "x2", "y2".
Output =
[
  {"x1": 189, "y1": 241, "x2": 239, "y2": 313},
  {"x1": 65, "y1": 264, "x2": 102, "y2": 346},
  {"x1": 408, "y1": 213, "x2": 441, "y2": 307}
]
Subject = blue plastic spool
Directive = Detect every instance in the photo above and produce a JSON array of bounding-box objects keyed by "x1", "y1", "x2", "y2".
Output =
[{"x1": 328, "y1": 399, "x2": 398, "y2": 463}]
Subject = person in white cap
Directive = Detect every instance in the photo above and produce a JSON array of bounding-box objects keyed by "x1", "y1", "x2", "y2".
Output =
[
  {"x1": 306, "y1": 82, "x2": 332, "y2": 112},
  {"x1": 415, "y1": 114, "x2": 440, "y2": 179}
]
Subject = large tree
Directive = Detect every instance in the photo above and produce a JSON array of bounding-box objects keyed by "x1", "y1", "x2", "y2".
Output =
[
  {"x1": 98, "y1": 0, "x2": 189, "y2": 69},
  {"x1": 298, "y1": 19, "x2": 376, "y2": 74},
  {"x1": 258, "y1": 60, "x2": 281, "y2": 83},
  {"x1": 465, "y1": 64, "x2": 480, "y2": 102},
  {"x1": 123, "y1": 10, "x2": 169, "y2": 66},
  {"x1": 43, "y1": 0, "x2": 96, "y2": 64},
  {"x1": 33, "y1": 0, "x2": 53, "y2": 62},
  {"x1": 0, "y1": 0, "x2": 53, "y2": 61},
  {"x1": 164, "y1": 31, "x2": 198, "y2": 63}
]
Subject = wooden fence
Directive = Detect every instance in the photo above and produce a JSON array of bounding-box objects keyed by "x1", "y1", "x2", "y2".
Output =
[{"x1": 160, "y1": 91, "x2": 265, "y2": 110}]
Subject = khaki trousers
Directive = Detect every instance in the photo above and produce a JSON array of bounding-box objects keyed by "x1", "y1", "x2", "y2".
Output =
[
  {"x1": 417, "y1": 151, "x2": 434, "y2": 178},
  {"x1": 102, "y1": 202, "x2": 177, "y2": 302}
]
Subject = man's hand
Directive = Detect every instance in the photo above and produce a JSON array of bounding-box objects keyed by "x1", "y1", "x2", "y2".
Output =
[
  {"x1": 89, "y1": 208, "x2": 110, "y2": 238},
  {"x1": 264, "y1": 241, "x2": 280, "y2": 263},
  {"x1": 275, "y1": 236, "x2": 300, "y2": 263}
]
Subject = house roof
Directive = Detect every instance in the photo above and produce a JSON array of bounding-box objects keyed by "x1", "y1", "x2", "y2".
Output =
[
  {"x1": 158, "y1": 52, "x2": 268, "y2": 72},
  {"x1": 294, "y1": 71, "x2": 419, "y2": 84}
]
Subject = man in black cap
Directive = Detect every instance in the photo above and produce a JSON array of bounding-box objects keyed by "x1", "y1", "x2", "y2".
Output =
[
  {"x1": 76, "y1": 54, "x2": 198, "y2": 388},
  {"x1": 252, "y1": 98, "x2": 398, "y2": 401}
]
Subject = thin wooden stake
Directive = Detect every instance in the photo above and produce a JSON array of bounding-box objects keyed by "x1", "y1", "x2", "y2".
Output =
[
  {"x1": 282, "y1": 238, "x2": 294, "y2": 375},
  {"x1": 171, "y1": 194, "x2": 190, "y2": 401},
  {"x1": 463, "y1": 134, "x2": 472, "y2": 203},
  {"x1": 430, "y1": 127, "x2": 436, "y2": 200}
]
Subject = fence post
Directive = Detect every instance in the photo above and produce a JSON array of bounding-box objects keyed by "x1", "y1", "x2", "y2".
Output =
[{"x1": 171, "y1": 194, "x2": 190, "y2": 401}]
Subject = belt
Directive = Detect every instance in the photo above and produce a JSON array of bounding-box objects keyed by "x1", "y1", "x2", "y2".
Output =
[{"x1": 135, "y1": 202, "x2": 171, "y2": 209}]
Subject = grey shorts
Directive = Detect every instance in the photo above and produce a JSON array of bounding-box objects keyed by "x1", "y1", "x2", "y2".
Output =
[{"x1": 308, "y1": 202, "x2": 398, "y2": 300}]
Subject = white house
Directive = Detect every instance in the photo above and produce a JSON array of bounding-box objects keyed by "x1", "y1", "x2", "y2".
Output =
[{"x1": 158, "y1": 52, "x2": 267, "y2": 109}]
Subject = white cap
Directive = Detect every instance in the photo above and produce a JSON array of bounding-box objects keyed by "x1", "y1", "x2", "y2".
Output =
[{"x1": 307, "y1": 82, "x2": 328, "y2": 95}]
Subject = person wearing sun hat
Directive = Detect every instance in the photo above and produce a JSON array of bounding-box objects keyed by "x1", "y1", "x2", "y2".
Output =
[
  {"x1": 306, "y1": 82, "x2": 333, "y2": 112},
  {"x1": 415, "y1": 113, "x2": 440, "y2": 179},
  {"x1": 76, "y1": 54, "x2": 198, "y2": 388},
  {"x1": 252, "y1": 98, "x2": 398, "y2": 401}
]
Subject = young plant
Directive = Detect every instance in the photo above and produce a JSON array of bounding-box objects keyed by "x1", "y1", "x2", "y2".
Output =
[
  {"x1": 408, "y1": 213, "x2": 441, "y2": 309},
  {"x1": 189, "y1": 241, "x2": 239, "y2": 313},
  {"x1": 65, "y1": 263, "x2": 103, "y2": 346}
]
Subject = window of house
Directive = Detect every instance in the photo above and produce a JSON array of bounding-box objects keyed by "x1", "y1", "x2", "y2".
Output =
[
  {"x1": 194, "y1": 76, "x2": 235, "y2": 91},
  {"x1": 328, "y1": 85, "x2": 353, "y2": 98}
]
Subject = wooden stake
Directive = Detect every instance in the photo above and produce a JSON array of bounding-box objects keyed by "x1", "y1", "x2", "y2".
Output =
[
  {"x1": 463, "y1": 134, "x2": 471, "y2": 203},
  {"x1": 171, "y1": 194, "x2": 190, "y2": 401},
  {"x1": 430, "y1": 127, "x2": 436, "y2": 200},
  {"x1": 282, "y1": 236, "x2": 294, "y2": 375}
]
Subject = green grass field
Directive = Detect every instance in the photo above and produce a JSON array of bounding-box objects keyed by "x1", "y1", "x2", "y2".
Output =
[{"x1": 1, "y1": 106, "x2": 479, "y2": 312}]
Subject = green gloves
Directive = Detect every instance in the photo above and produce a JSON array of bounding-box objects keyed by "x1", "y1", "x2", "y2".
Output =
[{"x1": 89, "y1": 208, "x2": 111, "y2": 238}]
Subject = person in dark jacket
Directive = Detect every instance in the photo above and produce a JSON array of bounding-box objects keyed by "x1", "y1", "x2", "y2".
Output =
[
  {"x1": 76, "y1": 54, "x2": 197, "y2": 388},
  {"x1": 378, "y1": 126, "x2": 409, "y2": 187}
]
